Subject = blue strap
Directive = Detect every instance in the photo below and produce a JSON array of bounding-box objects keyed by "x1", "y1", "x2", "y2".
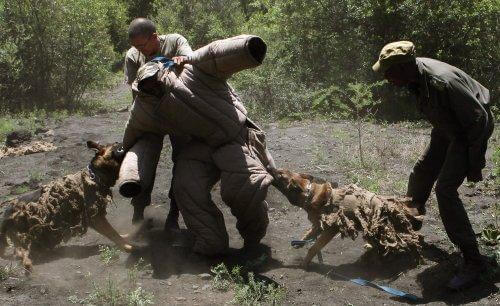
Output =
[
  {"x1": 150, "y1": 56, "x2": 175, "y2": 69},
  {"x1": 291, "y1": 239, "x2": 420, "y2": 301},
  {"x1": 327, "y1": 270, "x2": 420, "y2": 302},
  {"x1": 291, "y1": 239, "x2": 315, "y2": 247}
]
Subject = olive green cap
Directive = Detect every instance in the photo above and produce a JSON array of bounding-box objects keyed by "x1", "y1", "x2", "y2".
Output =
[{"x1": 372, "y1": 41, "x2": 416, "y2": 74}]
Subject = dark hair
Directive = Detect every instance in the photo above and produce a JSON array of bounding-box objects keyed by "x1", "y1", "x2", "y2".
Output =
[{"x1": 128, "y1": 18, "x2": 156, "y2": 39}]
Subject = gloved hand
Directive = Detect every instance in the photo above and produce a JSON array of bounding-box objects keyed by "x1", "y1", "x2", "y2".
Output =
[{"x1": 467, "y1": 168, "x2": 483, "y2": 183}]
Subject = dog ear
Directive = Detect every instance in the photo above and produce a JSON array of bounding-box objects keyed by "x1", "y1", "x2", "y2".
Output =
[
  {"x1": 86, "y1": 141, "x2": 104, "y2": 155},
  {"x1": 299, "y1": 173, "x2": 314, "y2": 181}
]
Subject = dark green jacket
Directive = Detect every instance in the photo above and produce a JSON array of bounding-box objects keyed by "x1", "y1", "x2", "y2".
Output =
[{"x1": 413, "y1": 57, "x2": 492, "y2": 171}]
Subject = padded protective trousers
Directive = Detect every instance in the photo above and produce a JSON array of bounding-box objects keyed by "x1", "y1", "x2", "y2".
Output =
[{"x1": 173, "y1": 127, "x2": 273, "y2": 255}]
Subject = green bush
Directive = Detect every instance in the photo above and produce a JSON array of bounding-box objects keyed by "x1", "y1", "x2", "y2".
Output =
[
  {"x1": 0, "y1": 0, "x2": 119, "y2": 111},
  {"x1": 153, "y1": 0, "x2": 245, "y2": 48},
  {"x1": 234, "y1": 0, "x2": 499, "y2": 121}
]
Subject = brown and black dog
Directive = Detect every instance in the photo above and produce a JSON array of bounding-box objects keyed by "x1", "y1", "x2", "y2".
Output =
[
  {"x1": 0, "y1": 141, "x2": 135, "y2": 272},
  {"x1": 270, "y1": 168, "x2": 338, "y2": 266},
  {"x1": 270, "y1": 167, "x2": 422, "y2": 267}
]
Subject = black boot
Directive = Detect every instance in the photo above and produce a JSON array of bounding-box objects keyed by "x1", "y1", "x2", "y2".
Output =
[
  {"x1": 447, "y1": 259, "x2": 487, "y2": 290},
  {"x1": 132, "y1": 205, "x2": 145, "y2": 224},
  {"x1": 164, "y1": 198, "x2": 180, "y2": 231}
]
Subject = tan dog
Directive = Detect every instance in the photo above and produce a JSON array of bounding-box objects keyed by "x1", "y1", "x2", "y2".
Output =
[
  {"x1": 0, "y1": 141, "x2": 134, "y2": 272},
  {"x1": 270, "y1": 168, "x2": 423, "y2": 267}
]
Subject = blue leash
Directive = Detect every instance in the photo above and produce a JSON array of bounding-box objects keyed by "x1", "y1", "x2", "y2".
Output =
[
  {"x1": 327, "y1": 269, "x2": 420, "y2": 302},
  {"x1": 150, "y1": 56, "x2": 175, "y2": 69},
  {"x1": 291, "y1": 239, "x2": 420, "y2": 302}
]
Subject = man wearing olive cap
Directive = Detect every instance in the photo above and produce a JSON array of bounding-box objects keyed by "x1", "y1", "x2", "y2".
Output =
[{"x1": 373, "y1": 41, "x2": 494, "y2": 290}]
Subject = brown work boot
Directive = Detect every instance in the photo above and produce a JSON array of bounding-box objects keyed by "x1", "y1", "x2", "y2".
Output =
[{"x1": 446, "y1": 260, "x2": 487, "y2": 290}]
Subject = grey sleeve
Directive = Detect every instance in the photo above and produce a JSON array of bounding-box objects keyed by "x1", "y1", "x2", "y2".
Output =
[
  {"x1": 124, "y1": 54, "x2": 139, "y2": 85},
  {"x1": 173, "y1": 34, "x2": 193, "y2": 57},
  {"x1": 122, "y1": 102, "x2": 144, "y2": 151}
]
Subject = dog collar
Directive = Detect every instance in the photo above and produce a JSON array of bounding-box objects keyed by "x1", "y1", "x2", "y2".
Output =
[
  {"x1": 87, "y1": 164, "x2": 101, "y2": 185},
  {"x1": 304, "y1": 182, "x2": 314, "y2": 205}
]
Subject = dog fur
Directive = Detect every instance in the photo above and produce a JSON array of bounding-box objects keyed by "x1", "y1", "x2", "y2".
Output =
[
  {"x1": 270, "y1": 168, "x2": 423, "y2": 267},
  {"x1": 0, "y1": 141, "x2": 134, "y2": 272}
]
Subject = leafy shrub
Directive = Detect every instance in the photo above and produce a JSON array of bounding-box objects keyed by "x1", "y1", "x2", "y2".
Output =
[
  {"x1": 0, "y1": 0, "x2": 120, "y2": 111},
  {"x1": 211, "y1": 263, "x2": 286, "y2": 305}
]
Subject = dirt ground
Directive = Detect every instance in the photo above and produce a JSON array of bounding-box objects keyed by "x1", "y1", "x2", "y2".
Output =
[{"x1": 0, "y1": 97, "x2": 498, "y2": 305}]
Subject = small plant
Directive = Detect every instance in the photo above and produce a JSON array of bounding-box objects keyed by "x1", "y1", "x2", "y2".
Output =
[
  {"x1": 481, "y1": 224, "x2": 500, "y2": 246},
  {"x1": 67, "y1": 295, "x2": 81, "y2": 304},
  {"x1": 312, "y1": 146, "x2": 328, "y2": 166},
  {"x1": 0, "y1": 263, "x2": 18, "y2": 281},
  {"x1": 11, "y1": 184, "x2": 30, "y2": 195},
  {"x1": 98, "y1": 245, "x2": 120, "y2": 265},
  {"x1": 481, "y1": 202, "x2": 500, "y2": 246},
  {"x1": 86, "y1": 278, "x2": 124, "y2": 305},
  {"x1": 492, "y1": 145, "x2": 500, "y2": 191},
  {"x1": 69, "y1": 273, "x2": 155, "y2": 305},
  {"x1": 233, "y1": 272, "x2": 286, "y2": 306},
  {"x1": 126, "y1": 286, "x2": 155, "y2": 306},
  {"x1": 312, "y1": 81, "x2": 384, "y2": 166},
  {"x1": 28, "y1": 170, "x2": 44, "y2": 185},
  {"x1": 127, "y1": 258, "x2": 152, "y2": 285},
  {"x1": 211, "y1": 262, "x2": 233, "y2": 291},
  {"x1": 211, "y1": 263, "x2": 286, "y2": 305}
]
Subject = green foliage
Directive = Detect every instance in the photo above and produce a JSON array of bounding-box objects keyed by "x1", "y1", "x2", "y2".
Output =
[
  {"x1": 0, "y1": 110, "x2": 68, "y2": 144},
  {"x1": 12, "y1": 184, "x2": 30, "y2": 195},
  {"x1": 481, "y1": 223, "x2": 500, "y2": 246},
  {"x1": 98, "y1": 245, "x2": 120, "y2": 265},
  {"x1": 235, "y1": 0, "x2": 499, "y2": 121},
  {"x1": 211, "y1": 262, "x2": 286, "y2": 305},
  {"x1": 153, "y1": 0, "x2": 245, "y2": 48},
  {"x1": 493, "y1": 145, "x2": 500, "y2": 182},
  {"x1": 127, "y1": 258, "x2": 153, "y2": 285},
  {"x1": 104, "y1": 0, "x2": 129, "y2": 56},
  {"x1": 0, "y1": 263, "x2": 18, "y2": 281},
  {"x1": 2, "y1": 0, "x2": 498, "y2": 120},
  {"x1": 126, "y1": 287, "x2": 155, "y2": 306},
  {"x1": 126, "y1": 0, "x2": 156, "y2": 21},
  {"x1": 0, "y1": 0, "x2": 119, "y2": 111},
  {"x1": 312, "y1": 81, "x2": 384, "y2": 119}
]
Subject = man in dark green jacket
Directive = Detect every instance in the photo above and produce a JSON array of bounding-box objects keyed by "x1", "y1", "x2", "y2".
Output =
[{"x1": 373, "y1": 41, "x2": 494, "y2": 290}]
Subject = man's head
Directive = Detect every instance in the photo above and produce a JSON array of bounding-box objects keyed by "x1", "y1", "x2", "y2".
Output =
[
  {"x1": 373, "y1": 41, "x2": 418, "y2": 86},
  {"x1": 128, "y1": 18, "x2": 160, "y2": 57}
]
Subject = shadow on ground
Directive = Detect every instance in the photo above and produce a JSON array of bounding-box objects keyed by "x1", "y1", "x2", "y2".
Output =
[
  {"x1": 123, "y1": 218, "x2": 284, "y2": 282},
  {"x1": 416, "y1": 254, "x2": 499, "y2": 304}
]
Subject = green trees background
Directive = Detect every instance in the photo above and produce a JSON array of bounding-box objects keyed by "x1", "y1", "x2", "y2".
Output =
[{"x1": 0, "y1": 0, "x2": 498, "y2": 120}]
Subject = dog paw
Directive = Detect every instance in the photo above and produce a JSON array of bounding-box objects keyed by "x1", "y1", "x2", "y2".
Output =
[
  {"x1": 122, "y1": 244, "x2": 135, "y2": 253},
  {"x1": 120, "y1": 233, "x2": 131, "y2": 239}
]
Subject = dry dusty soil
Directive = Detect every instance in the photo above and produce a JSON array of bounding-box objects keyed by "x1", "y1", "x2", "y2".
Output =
[{"x1": 0, "y1": 102, "x2": 498, "y2": 305}]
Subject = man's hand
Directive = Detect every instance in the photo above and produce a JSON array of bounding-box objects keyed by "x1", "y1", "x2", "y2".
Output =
[
  {"x1": 467, "y1": 168, "x2": 483, "y2": 183},
  {"x1": 172, "y1": 56, "x2": 190, "y2": 66}
]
